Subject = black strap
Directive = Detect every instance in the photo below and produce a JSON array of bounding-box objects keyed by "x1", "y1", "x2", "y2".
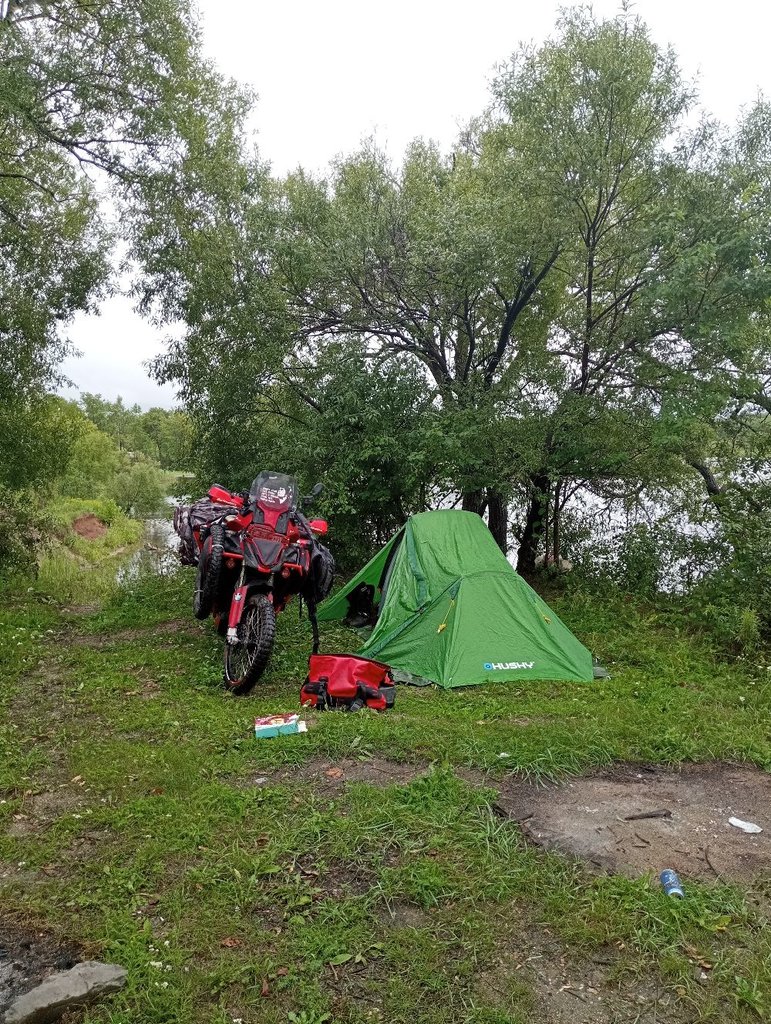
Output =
[{"x1": 307, "y1": 595, "x2": 320, "y2": 654}]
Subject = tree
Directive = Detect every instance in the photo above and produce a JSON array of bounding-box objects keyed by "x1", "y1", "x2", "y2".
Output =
[
  {"x1": 0, "y1": 395, "x2": 84, "y2": 491},
  {"x1": 79, "y1": 394, "x2": 147, "y2": 451},
  {"x1": 276, "y1": 138, "x2": 563, "y2": 550},
  {"x1": 140, "y1": 409, "x2": 193, "y2": 470},
  {"x1": 111, "y1": 457, "x2": 166, "y2": 518},
  {"x1": 0, "y1": 0, "x2": 246, "y2": 487},
  {"x1": 0, "y1": 0, "x2": 227, "y2": 181},
  {"x1": 58, "y1": 420, "x2": 122, "y2": 499},
  {"x1": 273, "y1": 9, "x2": 771, "y2": 567},
  {"x1": 137, "y1": 7, "x2": 771, "y2": 590},
  {"x1": 485, "y1": 10, "x2": 771, "y2": 569}
]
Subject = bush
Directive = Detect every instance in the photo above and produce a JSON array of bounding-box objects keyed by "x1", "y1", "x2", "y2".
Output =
[
  {"x1": 111, "y1": 458, "x2": 167, "y2": 518},
  {"x1": 0, "y1": 489, "x2": 49, "y2": 576},
  {"x1": 58, "y1": 423, "x2": 122, "y2": 498},
  {"x1": 46, "y1": 496, "x2": 124, "y2": 531}
]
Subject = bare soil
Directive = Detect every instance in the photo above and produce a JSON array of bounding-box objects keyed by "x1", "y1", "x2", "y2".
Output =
[
  {"x1": 483, "y1": 762, "x2": 771, "y2": 883},
  {"x1": 68, "y1": 618, "x2": 203, "y2": 648},
  {"x1": 0, "y1": 920, "x2": 81, "y2": 1018},
  {"x1": 250, "y1": 755, "x2": 425, "y2": 795},
  {"x1": 476, "y1": 924, "x2": 681, "y2": 1024},
  {"x1": 71, "y1": 514, "x2": 107, "y2": 540},
  {"x1": 254, "y1": 757, "x2": 771, "y2": 883},
  {"x1": 6, "y1": 788, "x2": 83, "y2": 838},
  {"x1": 377, "y1": 900, "x2": 431, "y2": 929}
]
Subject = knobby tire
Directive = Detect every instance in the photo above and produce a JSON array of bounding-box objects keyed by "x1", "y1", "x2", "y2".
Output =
[
  {"x1": 224, "y1": 594, "x2": 276, "y2": 695},
  {"x1": 193, "y1": 522, "x2": 224, "y2": 620}
]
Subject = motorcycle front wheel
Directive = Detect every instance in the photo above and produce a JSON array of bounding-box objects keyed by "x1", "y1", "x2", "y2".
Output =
[{"x1": 223, "y1": 593, "x2": 276, "y2": 695}]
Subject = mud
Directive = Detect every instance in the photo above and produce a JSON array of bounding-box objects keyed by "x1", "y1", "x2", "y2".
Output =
[
  {"x1": 0, "y1": 921, "x2": 81, "y2": 1018},
  {"x1": 71, "y1": 514, "x2": 107, "y2": 540},
  {"x1": 486, "y1": 762, "x2": 771, "y2": 883}
]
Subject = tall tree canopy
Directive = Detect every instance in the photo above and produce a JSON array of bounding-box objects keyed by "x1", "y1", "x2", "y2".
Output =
[
  {"x1": 274, "y1": 9, "x2": 771, "y2": 566},
  {"x1": 0, "y1": 0, "x2": 245, "y2": 487},
  {"x1": 121, "y1": 7, "x2": 771, "y2": 618}
]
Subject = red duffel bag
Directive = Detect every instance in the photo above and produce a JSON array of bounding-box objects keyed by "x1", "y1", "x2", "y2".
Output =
[{"x1": 301, "y1": 654, "x2": 396, "y2": 712}]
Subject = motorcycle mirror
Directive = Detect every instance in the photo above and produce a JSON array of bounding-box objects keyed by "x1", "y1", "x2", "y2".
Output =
[{"x1": 311, "y1": 482, "x2": 324, "y2": 497}]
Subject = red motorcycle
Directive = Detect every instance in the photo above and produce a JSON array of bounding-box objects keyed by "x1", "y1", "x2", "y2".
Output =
[{"x1": 178, "y1": 472, "x2": 333, "y2": 694}]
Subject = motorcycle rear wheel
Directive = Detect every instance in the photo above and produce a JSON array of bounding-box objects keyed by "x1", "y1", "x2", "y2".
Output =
[
  {"x1": 193, "y1": 523, "x2": 224, "y2": 620},
  {"x1": 223, "y1": 594, "x2": 276, "y2": 695}
]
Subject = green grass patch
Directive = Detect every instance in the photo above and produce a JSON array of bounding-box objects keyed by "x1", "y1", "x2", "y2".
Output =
[
  {"x1": 0, "y1": 568, "x2": 769, "y2": 1022},
  {"x1": 30, "y1": 498, "x2": 143, "y2": 605}
]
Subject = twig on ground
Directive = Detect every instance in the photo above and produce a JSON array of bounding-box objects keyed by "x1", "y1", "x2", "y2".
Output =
[
  {"x1": 704, "y1": 845, "x2": 723, "y2": 879},
  {"x1": 622, "y1": 809, "x2": 672, "y2": 821}
]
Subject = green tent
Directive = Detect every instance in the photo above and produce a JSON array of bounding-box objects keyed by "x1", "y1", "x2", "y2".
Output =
[{"x1": 317, "y1": 510, "x2": 594, "y2": 688}]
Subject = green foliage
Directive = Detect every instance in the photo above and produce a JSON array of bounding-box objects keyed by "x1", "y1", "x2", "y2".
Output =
[
  {"x1": 79, "y1": 394, "x2": 194, "y2": 469},
  {"x1": 46, "y1": 496, "x2": 125, "y2": 532},
  {"x1": 137, "y1": 5, "x2": 771, "y2": 592},
  {"x1": 0, "y1": 0, "x2": 232, "y2": 501},
  {"x1": 187, "y1": 343, "x2": 437, "y2": 568},
  {"x1": 0, "y1": 395, "x2": 86, "y2": 493},
  {"x1": 0, "y1": 391, "x2": 177, "y2": 574},
  {"x1": 33, "y1": 497, "x2": 142, "y2": 603},
  {"x1": 0, "y1": 488, "x2": 48, "y2": 577},
  {"x1": 141, "y1": 408, "x2": 194, "y2": 470},
  {"x1": 111, "y1": 457, "x2": 167, "y2": 518},
  {"x1": 58, "y1": 421, "x2": 123, "y2": 499}
]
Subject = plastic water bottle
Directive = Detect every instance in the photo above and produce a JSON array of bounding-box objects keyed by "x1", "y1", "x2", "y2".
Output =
[{"x1": 660, "y1": 869, "x2": 684, "y2": 898}]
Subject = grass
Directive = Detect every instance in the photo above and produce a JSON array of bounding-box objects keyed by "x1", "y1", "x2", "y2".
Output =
[
  {"x1": 1, "y1": 556, "x2": 770, "y2": 1023},
  {"x1": 27, "y1": 497, "x2": 143, "y2": 606}
]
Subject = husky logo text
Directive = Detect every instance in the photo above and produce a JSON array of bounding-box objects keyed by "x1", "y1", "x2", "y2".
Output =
[{"x1": 483, "y1": 661, "x2": 535, "y2": 671}]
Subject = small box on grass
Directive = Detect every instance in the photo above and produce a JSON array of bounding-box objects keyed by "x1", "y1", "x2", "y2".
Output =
[{"x1": 254, "y1": 712, "x2": 308, "y2": 738}]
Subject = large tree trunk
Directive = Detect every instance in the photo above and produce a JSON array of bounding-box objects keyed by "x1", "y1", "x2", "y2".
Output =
[
  {"x1": 552, "y1": 479, "x2": 562, "y2": 566},
  {"x1": 516, "y1": 474, "x2": 549, "y2": 575},
  {"x1": 461, "y1": 488, "x2": 508, "y2": 552},
  {"x1": 461, "y1": 488, "x2": 487, "y2": 516},
  {"x1": 487, "y1": 488, "x2": 508, "y2": 553}
]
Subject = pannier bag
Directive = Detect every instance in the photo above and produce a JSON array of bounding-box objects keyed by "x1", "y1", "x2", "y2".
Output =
[
  {"x1": 174, "y1": 496, "x2": 235, "y2": 566},
  {"x1": 306, "y1": 541, "x2": 335, "y2": 604},
  {"x1": 301, "y1": 654, "x2": 395, "y2": 712}
]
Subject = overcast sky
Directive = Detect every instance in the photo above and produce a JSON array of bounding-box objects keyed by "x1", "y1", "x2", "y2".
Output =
[{"x1": 59, "y1": 0, "x2": 771, "y2": 409}]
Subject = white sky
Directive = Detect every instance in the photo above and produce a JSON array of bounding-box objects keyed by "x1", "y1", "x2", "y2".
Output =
[{"x1": 59, "y1": 0, "x2": 771, "y2": 409}]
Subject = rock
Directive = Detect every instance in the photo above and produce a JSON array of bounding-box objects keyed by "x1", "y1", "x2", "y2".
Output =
[{"x1": 4, "y1": 961, "x2": 127, "y2": 1024}]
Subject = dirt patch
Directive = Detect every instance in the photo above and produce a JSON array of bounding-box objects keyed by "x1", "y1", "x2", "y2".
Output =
[
  {"x1": 476, "y1": 925, "x2": 680, "y2": 1024},
  {"x1": 61, "y1": 604, "x2": 100, "y2": 616},
  {"x1": 377, "y1": 900, "x2": 431, "y2": 929},
  {"x1": 478, "y1": 762, "x2": 771, "y2": 883},
  {"x1": 69, "y1": 618, "x2": 204, "y2": 648},
  {"x1": 0, "y1": 920, "x2": 82, "y2": 1019},
  {"x1": 250, "y1": 756, "x2": 425, "y2": 795},
  {"x1": 72, "y1": 514, "x2": 107, "y2": 540},
  {"x1": 288, "y1": 853, "x2": 378, "y2": 900},
  {"x1": 249, "y1": 759, "x2": 771, "y2": 883},
  {"x1": 6, "y1": 787, "x2": 84, "y2": 838}
]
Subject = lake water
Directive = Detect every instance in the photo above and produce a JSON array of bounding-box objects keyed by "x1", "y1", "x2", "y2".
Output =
[{"x1": 116, "y1": 515, "x2": 180, "y2": 583}]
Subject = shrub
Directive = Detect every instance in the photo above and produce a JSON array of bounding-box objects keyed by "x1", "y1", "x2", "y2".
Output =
[
  {"x1": 0, "y1": 489, "x2": 49, "y2": 576},
  {"x1": 111, "y1": 458, "x2": 167, "y2": 517}
]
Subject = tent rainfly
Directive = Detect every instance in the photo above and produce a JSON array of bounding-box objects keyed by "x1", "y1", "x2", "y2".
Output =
[{"x1": 317, "y1": 510, "x2": 595, "y2": 688}]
